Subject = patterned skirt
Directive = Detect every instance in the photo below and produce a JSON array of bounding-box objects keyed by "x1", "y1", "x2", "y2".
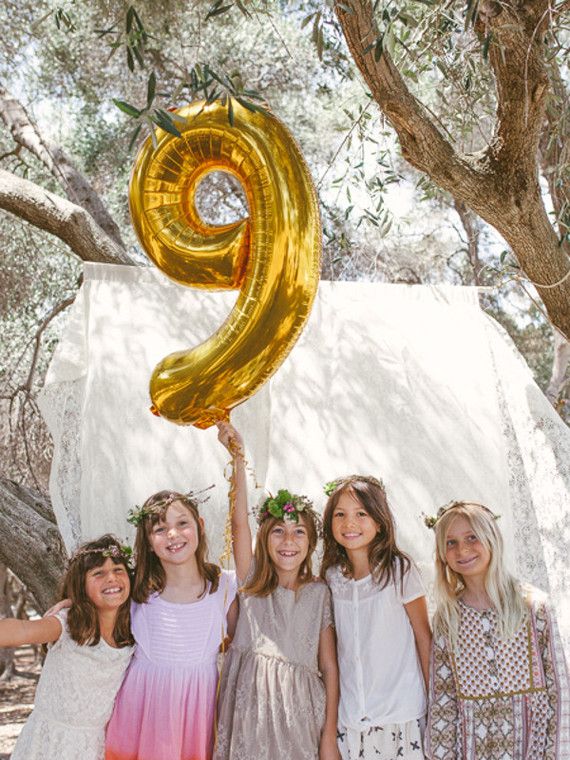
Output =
[{"x1": 338, "y1": 718, "x2": 425, "y2": 760}]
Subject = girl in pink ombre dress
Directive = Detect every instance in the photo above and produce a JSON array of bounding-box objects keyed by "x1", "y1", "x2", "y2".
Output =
[{"x1": 105, "y1": 490, "x2": 237, "y2": 760}]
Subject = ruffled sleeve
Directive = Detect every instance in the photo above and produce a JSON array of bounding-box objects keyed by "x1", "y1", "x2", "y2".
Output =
[
  {"x1": 46, "y1": 608, "x2": 68, "y2": 650},
  {"x1": 425, "y1": 632, "x2": 459, "y2": 760}
]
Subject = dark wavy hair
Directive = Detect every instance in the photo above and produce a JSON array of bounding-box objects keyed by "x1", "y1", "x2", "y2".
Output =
[
  {"x1": 132, "y1": 491, "x2": 220, "y2": 603},
  {"x1": 242, "y1": 510, "x2": 320, "y2": 597},
  {"x1": 63, "y1": 534, "x2": 133, "y2": 647},
  {"x1": 320, "y1": 477, "x2": 410, "y2": 590}
]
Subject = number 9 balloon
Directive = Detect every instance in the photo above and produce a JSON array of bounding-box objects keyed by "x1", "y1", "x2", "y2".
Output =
[{"x1": 129, "y1": 99, "x2": 321, "y2": 428}]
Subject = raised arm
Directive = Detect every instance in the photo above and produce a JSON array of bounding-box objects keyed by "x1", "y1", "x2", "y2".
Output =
[
  {"x1": 0, "y1": 615, "x2": 62, "y2": 648},
  {"x1": 217, "y1": 421, "x2": 253, "y2": 581}
]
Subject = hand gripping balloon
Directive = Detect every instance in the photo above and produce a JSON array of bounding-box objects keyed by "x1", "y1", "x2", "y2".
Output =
[{"x1": 129, "y1": 100, "x2": 321, "y2": 428}]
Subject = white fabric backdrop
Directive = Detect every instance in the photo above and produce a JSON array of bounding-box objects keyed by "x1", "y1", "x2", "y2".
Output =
[{"x1": 38, "y1": 263, "x2": 570, "y2": 645}]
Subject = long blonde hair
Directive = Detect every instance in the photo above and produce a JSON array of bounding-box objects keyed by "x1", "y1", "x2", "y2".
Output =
[{"x1": 433, "y1": 502, "x2": 527, "y2": 647}]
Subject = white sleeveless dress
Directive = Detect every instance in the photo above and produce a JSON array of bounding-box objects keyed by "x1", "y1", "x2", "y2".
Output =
[{"x1": 11, "y1": 609, "x2": 133, "y2": 760}]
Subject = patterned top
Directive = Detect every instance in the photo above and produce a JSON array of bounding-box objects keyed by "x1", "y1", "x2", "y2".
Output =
[{"x1": 426, "y1": 592, "x2": 570, "y2": 760}]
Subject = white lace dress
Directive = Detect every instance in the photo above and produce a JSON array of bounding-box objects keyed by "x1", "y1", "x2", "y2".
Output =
[{"x1": 11, "y1": 609, "x2": 133, "y2": 760}]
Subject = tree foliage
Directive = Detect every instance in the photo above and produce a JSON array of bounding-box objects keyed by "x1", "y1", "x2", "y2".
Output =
[{"x1": 0, "y1": 0, "x2": 568, "y2": 601}]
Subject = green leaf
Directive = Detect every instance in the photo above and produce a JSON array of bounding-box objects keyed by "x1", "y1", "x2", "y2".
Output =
[
  {"x1": 146, "y1": 71, "x2": 156, "y2": 108},
  {"x1": 126, "y1": 46, "x2": 134, "y2": 72},
  {"x1": 227, "y1": 95, "x2": 234, "y2": 126},
  {"x1": 128, "y1": 123, "x2": 143, "y2": 152},
  {"x1": 234, "y1": 0, "x2": 251, "y2": 17},
  {"x1": 205, "y1": 2, "x2": 234, "y2": 20},
  {"x1": 336, "y1": 2, "x2": 354, "y2": 14},
  {"x1": 133, "y1": 44, "x2": 145, "y2": 68},
  {"x1": 374, "y1": 35, "x2": 384, "y2": 62},
  {"x1": 235, "y1": 96, "x2": 265, "y2": 114},
  {"x1": 482, "y1": 31, "x2": 492, "y2": 61},
  {"x1": 153, "y1": 109, "x2": 182, "y2": 137},
  {"x1": 301, "y1": 12, "x2": 315, "y2": 29},
  {"x1": 113, "y1": 99, "x2": 142, "y2": 117},
  {"x1": 131, "y1": 6, "x2": 144, "y2": 32}
]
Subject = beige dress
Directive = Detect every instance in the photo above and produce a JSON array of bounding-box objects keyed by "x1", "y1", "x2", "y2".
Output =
[{"x1": 214, "y1": 580, "x2": 334, "y2": 760}]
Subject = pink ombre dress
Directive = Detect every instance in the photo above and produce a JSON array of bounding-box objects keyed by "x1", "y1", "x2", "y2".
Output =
[{"x1": 105, "y1": 570, "x2": 237, "y2": 760}]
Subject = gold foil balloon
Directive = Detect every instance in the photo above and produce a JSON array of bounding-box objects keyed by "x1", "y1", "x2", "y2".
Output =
[{"x1": 129, "y1": 100, "x2": 321, "y2": 428}]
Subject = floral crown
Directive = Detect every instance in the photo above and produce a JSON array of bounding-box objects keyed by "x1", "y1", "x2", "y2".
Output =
[
  {"x1": 323, "y1": 474, "x2": 385, "y2": 497},
  {"x1": 127, "y1": 485, "x2": 214, "y2": 528},
  {"x1": 422, "y1": 500, "x2": 500, "y2": 530},
  {"x1": 256, "y1": 489, "x2": 319, "y2": 529},
  {"x1": 70, "y1": 543, "x2": 134, "y2": 570}
]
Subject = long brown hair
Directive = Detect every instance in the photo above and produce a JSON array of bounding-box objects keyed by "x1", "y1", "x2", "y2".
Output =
[
  {"x1": 62, "y1": 534, "x2": 134, "y2": 647},
  {"x1": 242, "y1": 511, "x2": 320, "y2": 597},
  {"x1": 132, "y1": 491, "x2": 220, "y2": 603},
  {"x1": 321, "y1": 476, "x2": 410, "y2": 589}
]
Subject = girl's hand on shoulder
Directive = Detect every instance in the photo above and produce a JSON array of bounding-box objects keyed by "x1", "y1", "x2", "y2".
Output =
[
  {"x1": 43, "y1": 598, "x2": 72, "y2": 618},
  {"x1": 319, "y1": 730, "x2": 341, "y2": 760}
]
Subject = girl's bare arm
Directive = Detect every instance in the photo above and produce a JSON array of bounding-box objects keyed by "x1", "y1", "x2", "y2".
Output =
[
  {"x1": 0, "y1": 616, "x2": 62, "y2": 648},
  {"x1": 217, "y1": 421, "x2": 253, "y2": 581},
  {"x1": 318, "y1": 624, "x2": 341, "y2": 760},
  {"x1": 404, "y1": 595, "x2": 432, "y2": 690}
]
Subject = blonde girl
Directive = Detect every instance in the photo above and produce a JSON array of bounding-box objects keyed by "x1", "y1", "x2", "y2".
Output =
[
  {"x1": 105, "y1": 490, "x2": 238, "y2": 760},
  {"x1": 426, "y1": 500, "x2": 570, "y2": 759},
  {"x1": 322, "y1": 476, "x2": 431, "y2": 760},
  {"x1": 215, "y1": 421, "x2": 340, "y2": 760},
  {"x1": 0, "y1": 534, "x2": 134, "y2": 760}
]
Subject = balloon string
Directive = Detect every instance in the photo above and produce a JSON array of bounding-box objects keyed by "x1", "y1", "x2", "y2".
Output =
[{"x1": 215, "y1": 425, "x2": 260, "y2": 749}]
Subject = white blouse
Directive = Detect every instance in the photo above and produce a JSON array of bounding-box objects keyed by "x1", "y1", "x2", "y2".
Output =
[{"x1": 327, "y1": 561, "x2": 427, "y2": 743}]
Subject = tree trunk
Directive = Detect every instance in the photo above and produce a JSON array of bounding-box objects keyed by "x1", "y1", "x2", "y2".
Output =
[
  {"x1": 0, "y1": 83, "x2": 126, "y2": 249},
  {"x1": 0, "y1": 563, "x2": 15, "y2": 680},
  {"x1": 336, "y1": 0, "x2": 570, "y2": 341},
  {"x1": 0, "y1": 480, "x2": 67, "y2": 613},
  {"x1": 0, "y1": 170, "x2": 136, "y2": 265}
]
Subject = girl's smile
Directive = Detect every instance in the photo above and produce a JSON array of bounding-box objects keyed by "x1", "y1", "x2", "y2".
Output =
[
  {"x1": 331, "y1": 491, "x2": 379, "y2": 552},
  {"x1": 85, "y1": 558, "x2": 130, "y2": 610},
  {"x1": 267, "y1": 520, "x2": 309, "y2": 576},
  {"x1": 149, "y1": 502, "x2": 202, "y2": 564},
  {"x1": 445, "y1": 516, "x2": 491, "y2": 581}
]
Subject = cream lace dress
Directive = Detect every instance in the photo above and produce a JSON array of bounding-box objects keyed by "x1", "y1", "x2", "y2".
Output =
[
  {"x1": 11, "y1": 609, "x2": 133, "y2": 760},
  {"x1": 214, "y1": 580, "x2": 334, "y2": 760}
]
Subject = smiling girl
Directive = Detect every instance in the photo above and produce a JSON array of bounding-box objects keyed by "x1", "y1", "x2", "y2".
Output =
[
  {"x1": 215, "y1": 422, "x2": 340, "y2": 760},
  {"x1": 426, "y1": 501, "x2": 570, "y2": 759},
  {"x1": 105, "y1": 490, "x2": 237, "y2": 760},
  {"x1": 321, "y1": 475, "x2": 431, "y2": 760},
  {"x1": 0, "y1": 534, "x2": 134, "y2": 760}
]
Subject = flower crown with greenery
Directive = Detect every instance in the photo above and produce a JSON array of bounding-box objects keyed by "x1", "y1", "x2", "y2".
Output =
[
  {"x1": 422, "y1": 500, "x2": 500, "y2": 530},
  {"x1": 70, "y1": 543, "x2": 135, "y2": 569},
  {"x1": 127, "y1": 486, "x2": 214, "y2": 528},
  {"x1": 256, "y1": 489, "x2": 315, "y2": 526},
  {"x1": 323, "y1": 474, "x2": 385, "y2": 497}
]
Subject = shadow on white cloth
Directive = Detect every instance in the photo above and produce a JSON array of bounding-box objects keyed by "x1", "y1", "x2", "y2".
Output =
[{"x1": 38, "y1": 263, "x2": 570, "y2": 649}]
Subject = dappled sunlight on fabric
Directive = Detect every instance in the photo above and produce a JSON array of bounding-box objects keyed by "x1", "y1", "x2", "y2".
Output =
[{"x1": 38, "y1": 266, "x2": 570, "y2": 650}]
